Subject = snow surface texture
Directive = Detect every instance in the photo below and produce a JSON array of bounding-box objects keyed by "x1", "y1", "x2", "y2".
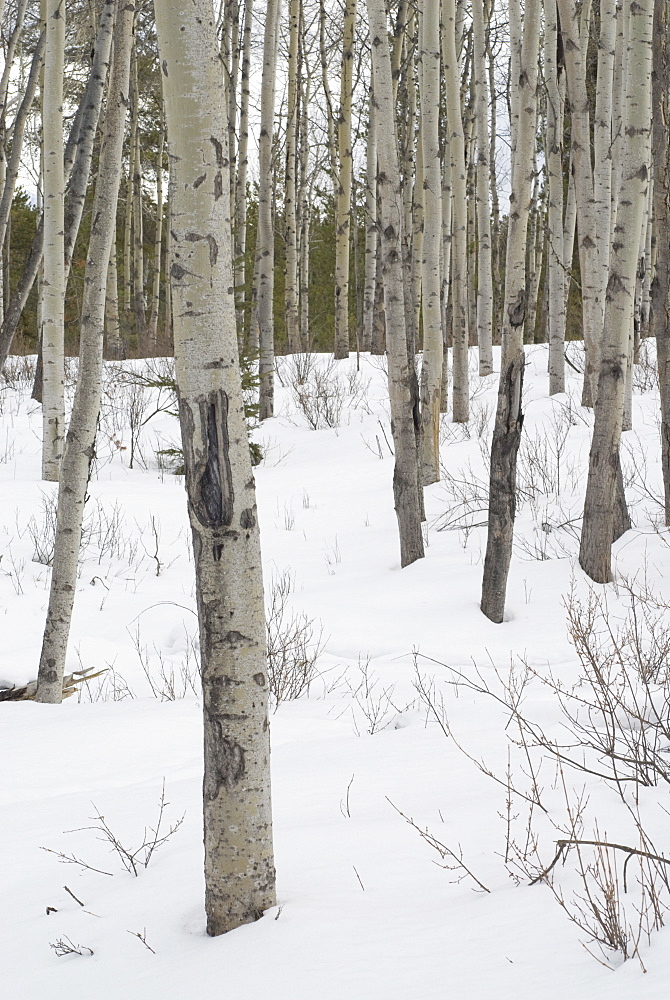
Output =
[{"x1": 2, "y1": 345, "x2": 670, "y2": 998}]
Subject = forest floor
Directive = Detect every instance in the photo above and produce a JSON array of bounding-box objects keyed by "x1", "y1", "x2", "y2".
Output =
[{"x1": 2, "y1": 344, "x2": 670, "y2": 999}]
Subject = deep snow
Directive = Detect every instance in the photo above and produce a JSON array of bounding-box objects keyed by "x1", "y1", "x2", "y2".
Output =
[{"x1": 2, "y1": 345, "x2": 670, "y2": 998}]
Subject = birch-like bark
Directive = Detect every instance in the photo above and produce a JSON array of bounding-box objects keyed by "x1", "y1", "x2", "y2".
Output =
[
  {"x1": 234, "y1": 0, "x2": 253, "y2": 340},
  {"x1": 105, "y1": 245, "x2": 122, "y2": 357},
  {"x1": 440, "y1": 146, "x2": 452, "y2": 411},
  {"x1": 226, "y1": 0, "x2": 240, "y2": 220},
  {"x1": 333, "y1": 0, "x2": 357, "y2": 359},
  {"x1": 557, "y1": 0, "x2": 607, "y2": 405},
  {"x1": 318, "y1": 0, "x2": 338, "y2": 183},
  {"x1": 148, "y1": 110, "x2": 165, "y2": 352},
  {"x1": 298, "y1": 50, "x2": 311, "y2": 350},
  {"x1": 154, "y1": 0, "x2": 276, "y2": 934},
  {"x1": 579, "y1": 0, "x2": 653, "y2": 583},
  {"x1": 652, "y1": 0, "x2": 670, "y2": 523},
  {"x1": 41, "y1": 0, "x2": 65, "y2": 482},
  {"x1": 418, "y1": 0, "x2": 442, "y2": 484},
  {"x1": 362, "y1": 85, "x2": 377, "y2": 352},
  {"x1": 257, "y1": 0, "x2": 280, "y2": 419},
  {"x1": 442, "y1": 0, "x2": 468, "y2": 422},
  {"x1": 62, "y1": 1, "x2": 116, "y2": 280},
  {"x1": 284, "y1": 0, "x2": 300, "y2": 353},
  {"x1": 472, "y1": 0, "x2": 492, "y2": 374},
  {"x1": 367, "y1": 0, "x2": 424, "y2": 567},
  {"x1": 480, "y1": 0, "x2": 540, "y2": 623},
  {"x1": 545, "y1": 0, "x2": 565, "y2": 393},
  {"x1": 131, "y1": 51, "x2": 146, "y2": 347},
  {"x1": 37, "y1": 0, "x2": 133, "y2": 703},
  {"x1": 486, "y1": 21, "x2": 501, "y2": 336},
  {"x1": 399, "y1": 11, "x2": 417, "y2": 358}
]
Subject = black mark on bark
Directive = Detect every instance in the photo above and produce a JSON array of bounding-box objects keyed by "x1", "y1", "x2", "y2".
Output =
[
  {"x1": 180, "y1": 390, "x2": 234, "y2": 529},
  {"x1": 240, "y1": 507, "x2": 256, "y2": 528},
  {"x1": 204, "y1": 719, "x2": 245, "y2": 799}
]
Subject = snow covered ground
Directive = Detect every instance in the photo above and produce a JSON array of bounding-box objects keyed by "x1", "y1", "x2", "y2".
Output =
[{"x1": 2, "y1": 345, "x2": 670, "y2": 998}]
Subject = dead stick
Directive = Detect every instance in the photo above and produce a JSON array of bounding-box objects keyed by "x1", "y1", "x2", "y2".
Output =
[{"x1": 530, "y1": 839, "x2": 670, "y2": 886}]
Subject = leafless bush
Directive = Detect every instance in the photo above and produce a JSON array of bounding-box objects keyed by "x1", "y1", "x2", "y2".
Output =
[
  {"x1": 130, "y1": 625, "x2": 200, "y2": 701},
  {"x1": 436, "y1": 407, "x2": 582, "y2": 559},
  {"x1": 414, "y1": 577, "x2": 670, "y2": 965},
  {"x1": 266, "y1": 570, "x2": 324, "y2": 707},
  {"x1": 26, "y1": 494, "x2": 139, "y2": 569},
  {"x1": 346, "y1": 656, "x2": 414, "y2": 734},
  {"x1": 50, "y1": 936, "x2": 94, "y2": 958},
  {"x1": 281, "y1": 353, "x2": 370, "y2": 429},
  {"x1": 42, "y1": 781, "x2": 184, "y2": 878},
  {"x1": 632, "y1": 339, "x2": 658, "y2": 393},
  {"x1": 1, "y1": 354, "x2": 36, "y2": 391}
]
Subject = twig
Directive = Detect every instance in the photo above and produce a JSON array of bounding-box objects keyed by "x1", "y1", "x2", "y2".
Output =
[
  {"x1": 63, "y1": 885, "x2": 85, "y2": 907},
  {"x1": 128, "y1": 928, "x2": 156, "y2": 954},
  {"x1": 386, "y1": 797, "x2": 490, "y2": 893}
]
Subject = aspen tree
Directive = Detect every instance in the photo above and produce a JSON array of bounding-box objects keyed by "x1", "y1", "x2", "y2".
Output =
[
  {"x1": 418, "y1": 0, "x2": 443, "y2": 485},
  {"x1": 545, "y1": 0, "x2": 565, "y2": 393},
  {"x1": 651, "y1": 0, "x2": 670, "y2": 522},
  {"x1": 333, "y1": 0, "x2": 357, "y2": 359},
  {"x1": 131, "y1": 51, "x2": 146, "y2": 346},
  {"x1": 486, "y1": 21, "x2": 501, "y2": 334},
  {"x1": 399, "y1": 9, "x2": 417, "y2": 357},
  {"x1": 225, "y1": 0, "x2": 240, "y2": 219},
  {"x1": 154, "y1": 0, "x2": 276, "y2": 934},
  {"x1": 557, "y1": 0, "x2": 617, "y2": 406},
  {"x1": 298, "y1": 36, "x2": 311, "y2": 350},
  {"x1": 472, "y1": 0, "x2": 493, "y2": 375},
  {"x1": 234, "y1": 0, "x2": 253, "y2": 340},
  {"x1": 41, "y1": 0, "x2": 65, "y2": 482},
  {"x1": 480, "y1": 0, "x2": 541, "y2": 623},
  {"x1": 0, "y1": 6, "x2": 116, "y2": 368},
  {"x1": 362, "y1": 84, "x2": 377, "y2": 353},
  {"x1": 284, "y1": 0, "x2": 300, "y2": 354},
  {"x1": 442, "y1": 0, "x2": 468, "y2": 422},
  {"x1": 0, "y1": 0, "x2": 31, "y2": 252},
  {"x1": 440, "y1": 145, "x2": 452, "y2": 413},
  {"x1": 37, "y1": 0, "x2": 133, "y2": 703},
  {"x1": 580, "y1": 0, "x2": 652, "y2": 582},
  {"x1": 257, "y1": 0, "x2": 280, "y2": 419},
  {"x1": 147, "y1": 111, "x2": 164, "y2": 352},
  {"x1": 366, "y1": 0, "x2": 424, "y2": 567},
  {"x1": 105, "y1": 249, "x2": 122, "y2": 357}
]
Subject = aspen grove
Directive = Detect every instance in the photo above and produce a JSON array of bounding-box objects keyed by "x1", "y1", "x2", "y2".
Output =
[{"x1": 2, "y1": 0, "x2": 670, "y2": 993}]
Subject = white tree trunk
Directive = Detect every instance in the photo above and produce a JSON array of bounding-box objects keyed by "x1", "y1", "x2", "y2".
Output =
[
  {"x1": 362, "y1": 84, "x2": 377, "y2": 352},
  {"x1": 36, "y1": 0, "x2": 133, "y2": 703},
  {"x1": 418, "y1": 0, "x2": 443, "y2": 484},
  {"x1": 579, "y1": 0, "x2": 653, "y2": 582},
  {"x1": 154, "y1": 0, "x2": 276, "y2": 934},
  {"x1": 442, "y1": 0, "x2": 468, "y2": 422},
  {"x1": 545, "y1": 0, "x2": 565, "y2": 393},
  {"x1": 333, "y1": 0, "x2": 357, "y2": 359},
  {"x1": 234, "y1": 0, "x2": 253, "y2": 341},
  {"x1": 257, "y1": 0, "x2": 280, "y2": 419},
  {"x1": 41, "y1": 0, "x2": 65, "y2": 482},
  {"x1": 480, "y1": 0, "x2": 541, "y2": 622},
  {"x1": 367, "y1": 0, "x2": 424, "y2": 567},
  {"x1": 284, "y1": 0, "x2": 300, "y2": 353},
  {"x1": 472, "y1": 0, "x2": 493, "y2": 375}
]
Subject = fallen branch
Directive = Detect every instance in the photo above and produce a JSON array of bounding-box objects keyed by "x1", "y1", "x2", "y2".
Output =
[{"x1": 530, "y1": 839, "x2": 670, "y2": 890}]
